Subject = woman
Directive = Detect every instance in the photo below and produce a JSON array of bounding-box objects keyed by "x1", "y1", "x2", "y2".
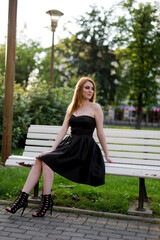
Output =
[{"x1": 5, "y1": 77, "x2": 113, "y2": 217}]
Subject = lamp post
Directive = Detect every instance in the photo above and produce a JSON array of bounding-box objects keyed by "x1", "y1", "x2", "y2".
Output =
[{"x1": 46, "y1": 9, "x2": 64, "y2": 87}]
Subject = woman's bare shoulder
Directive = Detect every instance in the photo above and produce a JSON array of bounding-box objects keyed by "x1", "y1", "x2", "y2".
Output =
[
  {"x1": 91, "y1": 102, "x2": 102, "y2": 111},
  {"x1": 90, "y1": 103, "x2": 103, "y2": 118}
]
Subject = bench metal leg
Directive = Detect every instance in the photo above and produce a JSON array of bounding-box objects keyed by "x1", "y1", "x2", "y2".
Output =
[
  {"x1": 33, "y1": 181, "x2": 39, "y2": 198},
  {"x1": 144, "y1": 180, "x2": 148, "y2": 202},
  {"x1": 28, "y1": 181, "x2": 41, "y2": 204},
  {"x1": 137, "y1": 178, "x2": 147, "y2": 211}
]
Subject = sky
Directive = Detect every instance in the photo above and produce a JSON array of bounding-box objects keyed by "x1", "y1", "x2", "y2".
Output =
[{"x1": 0, "y1": 0, "x2": 158, "y2": 48}]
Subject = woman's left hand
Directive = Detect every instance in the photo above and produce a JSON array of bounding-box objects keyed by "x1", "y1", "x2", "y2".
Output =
[{"x1": 106, "y1": 158, "x2": 114, "y2": 163}]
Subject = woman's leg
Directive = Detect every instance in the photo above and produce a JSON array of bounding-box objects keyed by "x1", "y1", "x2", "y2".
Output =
[
  {"x1": 42, "y1": 161, "x2": 54, "y2": 194},
  {"x1": 22, "y1": 158, "x2": 43, "y2": 194},
  {"x1": 5, "y1": 158, "x2": 43, "y2": 213},
  {"x1": 32, "y1": 161, "x2": 54, "y2": 217},
  {"x1": 22, "y1": 159, "x2": 54, "y2": 194}
]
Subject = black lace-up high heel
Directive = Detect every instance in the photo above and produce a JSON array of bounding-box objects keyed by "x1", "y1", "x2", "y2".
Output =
[
  {"x1": 5, "y1": 191, "x2": 28, "y2": 216},
  {"x1": 32, "y1": 194, "x2": 53, "y2": 217}
]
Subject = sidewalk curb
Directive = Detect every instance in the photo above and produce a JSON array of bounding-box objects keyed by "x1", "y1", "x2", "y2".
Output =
[{"x1": 1, "y1": 199, "x2": 160, "y2": 223}]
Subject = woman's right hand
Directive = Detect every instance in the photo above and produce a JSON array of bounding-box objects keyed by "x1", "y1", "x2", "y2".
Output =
[{"x1": 37, "y1": 150, "x2": 52, "y2": 158}]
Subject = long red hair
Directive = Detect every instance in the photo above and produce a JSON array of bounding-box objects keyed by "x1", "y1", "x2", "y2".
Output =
[{"x1": 67, "y1": 77, "x2": 96, "y2": 118}]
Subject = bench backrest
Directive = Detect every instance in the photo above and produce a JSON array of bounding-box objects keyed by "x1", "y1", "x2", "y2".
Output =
[{"x1": 23, "y1": 125, "x2": 160, "y2": 167}]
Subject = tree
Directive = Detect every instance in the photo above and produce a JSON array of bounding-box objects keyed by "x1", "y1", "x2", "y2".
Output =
[
  {"x1": 15, "y1": 39, "x2": 42, "y2": 87},
  {"x1": 37, "y1": 47, "x2": 50, "y2": 84},
  {"x1": 115, "y1": 0, "x2": 160, "y2": 128},
  {"x1": 75, "y1": 5, "x2": 120, "y2": 105},
  {"x1": 54, "y1": 36, "x2": 85, "y2": 88},
  {"x1": 56, "y1": 5, "x2": 119, "y2": 105}
]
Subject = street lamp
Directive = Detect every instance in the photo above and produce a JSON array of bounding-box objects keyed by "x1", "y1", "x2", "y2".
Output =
[{"x1": 46, "y1": 9, "x2": 64, "y2": 87}]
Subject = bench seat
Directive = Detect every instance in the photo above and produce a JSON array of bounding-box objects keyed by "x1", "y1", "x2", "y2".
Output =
[{"x1": 6, "y1": 156, "x2": 160, "y2": 179}]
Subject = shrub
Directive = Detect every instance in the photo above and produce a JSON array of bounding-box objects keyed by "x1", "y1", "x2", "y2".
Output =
[
  {"x1": 0, "y1": 79, "x2": 74, "y2": 149},
  {"x1": 27, "y1": 81, "x2": 73, "y2": 125}
]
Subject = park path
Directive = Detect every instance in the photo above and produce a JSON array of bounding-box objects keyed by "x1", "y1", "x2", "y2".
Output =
[{"x1": 0, "y1": 204, "x2": 160, "y2": 240}]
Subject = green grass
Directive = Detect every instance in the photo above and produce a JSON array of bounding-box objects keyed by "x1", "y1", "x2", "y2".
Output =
[{"x1": 0, "y1": 165, "x2": 160, "y2": 217}]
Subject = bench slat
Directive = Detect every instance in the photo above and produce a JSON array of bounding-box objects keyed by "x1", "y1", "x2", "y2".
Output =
[
  {"x1": 29, "y1": 125, "x2": 62, "y2": 129},
  {"x1": 105, "y1": 163, "x2": 160, "y2": 179},
  {"x1": 110, "y1": 157, "x2": 160, "y2": 166},
  {"x1": 106, "y1": 163, "x2": 160, "y2": 170},
  {"x1": 8, "y1": 155, "x2": 35, "y2": 160},
  {"x1": 5, "y1": 160, "x2": 34, "y2": 167},
  {"x1": 107, "y1": 144, "x2": 160, "y2": 153},
  {"x1": 28, "y1": 126, "x2": 70, "y2": 134},
  {"x1": 26, "y1": 139, "x2": 54, "y2": 146},
  {"x1": 109, "y1": 151, "x2": 160, "y2": 160},
  {"x1": 23, "y1": 152, "x2": 41, "y2": 157},
  {"x1": 103, "y1": 137, "x2": 160, "y2": 146},
  {"x1": 103, "y1": 129, "x2": 160, "y2": 139},
  {"x1": 5, "y1": 156, "x2": 35, "y2": 167},
  {"x1": 27, "y1": 133, "x2": 58, "y2": 140},
  {"x1": 24, "y1": 146, "x2": 51, "y2": 152}
]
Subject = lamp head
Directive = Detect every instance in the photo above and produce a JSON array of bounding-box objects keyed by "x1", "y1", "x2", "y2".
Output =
[{"x1": 46, "y1": 9, "x2": 64, "y2": 32}]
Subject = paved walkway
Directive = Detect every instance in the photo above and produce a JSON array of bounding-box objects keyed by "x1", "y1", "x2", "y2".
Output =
[{"x1": 0, "y1": 204, "x2": 160, "y2": 240}]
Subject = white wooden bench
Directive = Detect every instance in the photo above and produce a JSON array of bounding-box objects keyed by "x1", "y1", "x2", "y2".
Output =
[{"x1": 5, "y1": 125, "x2": 160, "y2": 213}]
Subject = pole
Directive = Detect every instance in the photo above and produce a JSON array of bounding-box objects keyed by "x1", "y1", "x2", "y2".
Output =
[
  {"x1": 50, "y1": 31, "x2": 55, "y2": 87},
  {"x1": 1, "y1": 0, "x2": 17, "y2": 164}
]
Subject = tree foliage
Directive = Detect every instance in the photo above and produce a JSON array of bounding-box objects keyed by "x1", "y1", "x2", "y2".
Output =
[
  {"x1": 55, "y1": 5, "x2": 119, "y2": 105},
  {"x1": 15, "y1": 39, "x2": 42, "y2": 87},
  {"x1": 74, "y1": 6, "x2": 119, "y2": 106},
  {"x1": 37, "y1": 46, "x2": 68, "y2": 87},
  {"x1": 115, "y1": 1, "x2": 160, "y2": 128}
]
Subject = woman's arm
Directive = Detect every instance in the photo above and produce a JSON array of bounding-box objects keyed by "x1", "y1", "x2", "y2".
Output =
[
  {"x1": 38, "y1": 112, "x2": 70, "y2": 157},
  {"x1": 94, "y1": 104, "x2": 113, "y2": 163}
]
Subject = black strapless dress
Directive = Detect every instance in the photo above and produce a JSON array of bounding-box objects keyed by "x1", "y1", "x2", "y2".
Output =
[{"x1": 38, "y1": 115, "x2": 105, "y2": 187}]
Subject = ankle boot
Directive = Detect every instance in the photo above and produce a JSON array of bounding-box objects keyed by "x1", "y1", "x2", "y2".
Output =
[
  {"x1": 5, "y1": 191, "x2": 28, "y2": 216},
  {"x1": 32, "y1": 194, "x2": 53, "y2": 217}
]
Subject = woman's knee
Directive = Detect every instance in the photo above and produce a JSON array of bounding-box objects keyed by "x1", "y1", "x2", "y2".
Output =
[
  {"x1": 34, "y1": 158, "x2": 42, "y2": 167},
  {"x1": 42, "y1": 161, "x2": 48, "y2": 169},
  {"x1": 42, "y1": 161, "x2": 53, "y2": 172}
]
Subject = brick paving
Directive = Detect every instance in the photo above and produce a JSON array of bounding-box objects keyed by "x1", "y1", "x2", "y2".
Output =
[{"x1": 0, "y1": 205, "x2": 160, "y2": 240}]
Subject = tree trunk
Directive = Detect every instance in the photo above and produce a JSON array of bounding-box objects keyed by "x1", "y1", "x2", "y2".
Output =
[{"x1": 136, "y1": 92, "x2": 143, "y2": 129}]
